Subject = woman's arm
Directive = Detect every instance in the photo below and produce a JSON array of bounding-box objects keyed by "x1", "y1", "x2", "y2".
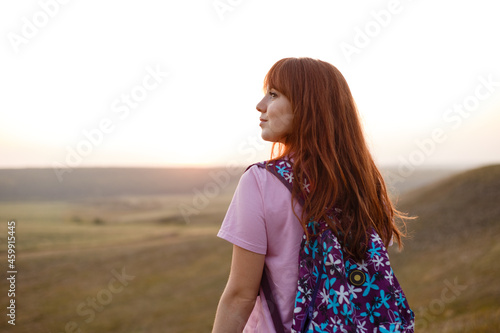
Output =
[{"x1": 212, "y1": 245, "x2": 265, "y2": 333}]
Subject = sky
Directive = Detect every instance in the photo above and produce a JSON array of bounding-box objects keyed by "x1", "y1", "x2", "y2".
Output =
[{"x1": 1, "y1": 0, "x2": 499, "y2": 171}]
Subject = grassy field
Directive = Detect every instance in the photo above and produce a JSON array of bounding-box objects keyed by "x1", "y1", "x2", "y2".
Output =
[
  {"x1": 0, "y1": 165, "x2": 499, "y2": 332},
  {"x1": 0, "y1": 196, "x2": 234, "y2": 333},
  {"x1": 390, "y1": 165, "x2": 500, "y2": 332}
]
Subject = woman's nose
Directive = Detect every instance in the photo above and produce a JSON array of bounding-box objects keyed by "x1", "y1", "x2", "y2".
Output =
[{"x1": 256, "y1": 98, "x2": 266, "y2": 113}]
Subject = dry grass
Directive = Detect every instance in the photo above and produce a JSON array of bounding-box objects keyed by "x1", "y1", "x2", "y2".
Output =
[
  {"x1": 390, "y1": 164, "x2": 500, "y2": 332},
  {"x1": 0, "y1": 200, "x2": 232, "y2": 333},
  {"x1": 0, "y1": 165, "x2": 499, "y2": 332}
]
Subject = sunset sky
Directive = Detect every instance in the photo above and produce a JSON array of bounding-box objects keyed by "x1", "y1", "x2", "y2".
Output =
[{"x1": 1, "y1": 0, "x2": 499, "y2": 170}]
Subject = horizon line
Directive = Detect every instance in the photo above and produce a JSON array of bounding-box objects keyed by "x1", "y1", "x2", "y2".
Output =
[{"x1": 0, "y1": 161, "x2": 499, "y2": 171}]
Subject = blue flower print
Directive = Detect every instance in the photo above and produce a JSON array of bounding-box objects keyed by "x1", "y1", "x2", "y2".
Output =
[
  {"x1": 322, "y1": 241, "x2": 333, "y2": 258},
  {"x1": 323, "y1": 274, "x2": 336, "y2": 290},
  {"x1": 314, "y1": 322, "x2": 329, "y2": 333},
  {"x1": 276, "y1": 165, "x2": 287, "y2": 176},
  {"x1": 345, "y1": 261, "x2": 356, "y2": 272},
  {"x1": 305, "y1": 239, "x2": 319, "y2": 259},
  {"x1": 368, "y1": 242, "x2": 381, "y2": 258},
  {"x1": 379, "y1": 323, "x2": 401, "y2": 333},
  {"x1": 327, "y1": 293, "x2": 340, "y2": 314},
  {"x1": 340, "y1": 303, "x2": 353, "y2": 324},
  {"x1": 391, "y1": 310, "x2": 401, "y2": 323},
  {"x1": 396, "y1": 292, "x2": 407, "y2": 309},
  {"x1": 311, "y1": 266, "x2": 320, "y2": 280},
  {"x1": 294, "y1": 290, "x2": 304, "y2": 306},
  {"x1": 362, "y1": 274, "x2": 380, "y2": 296},
  {"x1": 375, "y1": 289, "x2": 391, "y2": 309},
  {"x1": 310, "y1": 239, "x2": 319, "y2": 259},
  {"x1": 360, "y1": 303, "x2": 381, "y2": 324}
]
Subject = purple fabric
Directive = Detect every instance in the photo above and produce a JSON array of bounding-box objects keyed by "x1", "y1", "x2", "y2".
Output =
[{"x1": 254, "y1": 159, "x2": 415, "y2": 333}]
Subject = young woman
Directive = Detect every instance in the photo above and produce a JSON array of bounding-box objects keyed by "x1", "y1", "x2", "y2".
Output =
[{"x1": 212, "y1": 57, "x2": 412, "y2": 332}]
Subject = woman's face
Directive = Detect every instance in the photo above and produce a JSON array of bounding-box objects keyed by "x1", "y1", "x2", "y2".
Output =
[{"x1": 256, "y1": 88, "x2": 294, "y2": 143}]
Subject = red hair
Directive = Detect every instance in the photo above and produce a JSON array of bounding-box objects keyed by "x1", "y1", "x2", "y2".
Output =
[{"x1": 263, "y1": 57, "x2": 409, "y2": 261}]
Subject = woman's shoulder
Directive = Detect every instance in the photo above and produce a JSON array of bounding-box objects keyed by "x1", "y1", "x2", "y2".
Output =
[
  {"x1": 241, "y1": 158, "x2": 295, "y2": 194},
  {"x1": 241, "y1": 161, "x2": 269, "y2": 185}
]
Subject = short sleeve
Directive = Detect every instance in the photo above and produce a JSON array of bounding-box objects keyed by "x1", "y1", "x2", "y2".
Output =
[{"x1": 217, "y1": 166, "x2": 267, "y2": 255}]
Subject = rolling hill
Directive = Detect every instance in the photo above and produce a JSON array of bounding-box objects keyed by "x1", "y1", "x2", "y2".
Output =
[
  {"x1": 0, "y1": 166, "x2": 244, "y2": 201},
  {"x1": 389, "y1": 164, "x2": 500, "y2": 332},
  {"x1": 397, "y1": 164, "x2": 500, "y2": 249}
]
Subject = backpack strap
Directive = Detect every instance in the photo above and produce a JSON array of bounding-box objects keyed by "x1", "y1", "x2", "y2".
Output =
[
  {"x1": 248, "y1": 159, "x2": 304, "y2": 203},
  {"x1": 261, "y1": 268, "x2": 285, "y2": 333},
  {"x1": 252, "y1": 160, "x2": 329, "y2": 332},
  {"x1": 249, "y1": 160, "x2": 293, "y2": 189},
  {"x1": 251, "y1": 159, "x2": 329, "y2": 332},
  {"x1": 247, "y1": 159, "x2": 295, "y2": 333}
]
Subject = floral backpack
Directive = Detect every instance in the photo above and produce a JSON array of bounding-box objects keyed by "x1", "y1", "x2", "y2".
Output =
[{"x1": 253, "y1": 159, "x2": 415, "y2": 333}]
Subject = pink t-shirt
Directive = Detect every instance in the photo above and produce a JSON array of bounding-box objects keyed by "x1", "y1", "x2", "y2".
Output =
[{"x1": 218, "y1": 164, "x2": 304, "y2": 332}]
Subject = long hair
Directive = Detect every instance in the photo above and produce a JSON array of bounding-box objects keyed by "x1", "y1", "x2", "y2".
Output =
[{"x1": 263, "y1": 57, "x2": 409, "y2": 261}]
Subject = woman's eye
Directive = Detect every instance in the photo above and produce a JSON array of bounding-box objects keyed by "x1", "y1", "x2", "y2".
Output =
[{"x1": 269, "y1": 92, "x2": 277, "y2": 98}]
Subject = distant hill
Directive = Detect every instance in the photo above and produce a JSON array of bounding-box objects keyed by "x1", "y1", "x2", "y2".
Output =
[
  {"x1": 389, "y1": 164, "x2": 500, "y2": 331},
  {"x1": 397, "y1": 164, "x2": 500, "y2": 249},
  {"x1": 0, "y1": 167, "x2": 244, "y2": 201},
  {"x1": 381, "y1": 166, "x2": 465, "y2": 197},
  {"x1": 0, "y1": 165, "x2": 460, "y2": 202}
]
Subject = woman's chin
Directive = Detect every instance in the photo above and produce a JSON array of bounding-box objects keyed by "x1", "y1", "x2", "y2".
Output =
[
  {"x1": 261, "y1": 135, "x2": 278, "y2": 143},
  {"x1": 261, "y1": 130, "x2": 281, "y2": 143}
]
